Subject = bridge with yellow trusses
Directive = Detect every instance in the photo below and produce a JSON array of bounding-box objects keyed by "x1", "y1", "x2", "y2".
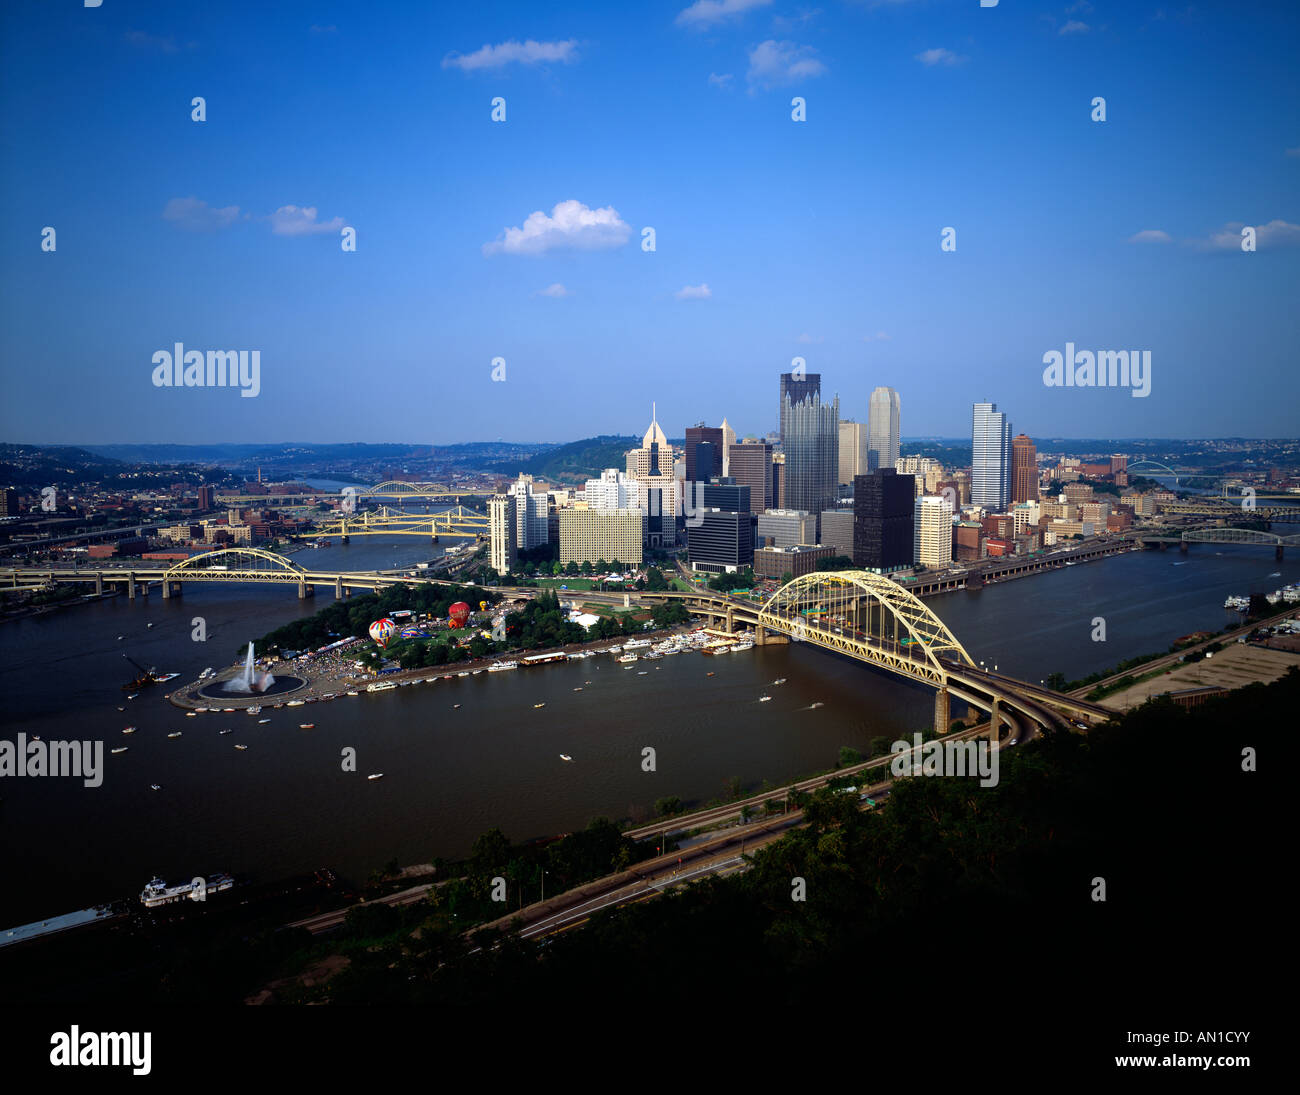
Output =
[
  {"x1": 641, "y1": 570, "x2": 1111, "y2": 737},
  {"x1": 309, "y1": 505, "x2": 489, "y2": 541},
  {"x1": 215, "y1": 481, "x2": 482, "y2": 505}
]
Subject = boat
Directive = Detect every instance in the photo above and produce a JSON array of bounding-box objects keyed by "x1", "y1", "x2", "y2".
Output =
[
  {"x1": 367, "y1": 773, "x2": 384, "y2": 781},
  {"x1": 246, "y1": 706, "x2": 262, "y2": 715},
  {"x1": 533, "y1": 703, "x2": 546, "y2": 709},
  {"x1": 117, "y1": 707, "x2": 125, "y2": 712},
  {"x1": 122, "y1": 726, "x2": 136, "y2": 734},
  {"x1": 151, "y1": 672, "x2": 180, "y2": 683},
  {"x1": 346, "y1": 690, "x2": 359, "y2": 696},
  {"x1": 706, "y1": 672, "x2": 715, "y2": 677},
  {"x1": 299, "y1": 723, "x2": 315, "y2": 729},
  {"x1": 573, "y1": 687, "x2": 583, "y2": 692},
  {"x1": 452, "y1": 704, "x2": 462, "y2": 709},
  {"x1": 772, "y1": 678, "x2": 787, "y2": 685},
  {"x1": 167, "y1": 731, "x2": 182, "y2": 739},
  {"x1": 234, "y1": 744, "x2": 248, "y2": 751},
  {"x1": 126, "y1": 694, "x2": 138, "y2": 700},
  {"x1": 731, "y1": 641, "x2": 754, "y2": 652},
  {"x1": 758, "y1": 695, "x2": 772, "y2": 702},
  {"x1": 488, "y1": 661, "x2": 518, "y2": 672},
  {"x1": 185, "y1": 711, "x2": 197, "y2": 717},
  {"x1": 457, "y1": 671, "x2": 470, "y2": 678},
  {"x1": 150, "y1": 784, "x2": 162, "y2": 791},
  {"x1": 471, "y1": 669, "x2": 483, "y2": 675},
  {"x1": 147, "y1": 623, "x2": 154, "y2": 629},
  {"x1": 287, "y1": 700, "x2": 305, "y2": 707},
  {"x1": 219, "y1": 729, "x2": 233, "y2": 736},
  {"x1": 258, "y1": 718, "x2": 271, "y2": 724},
  {"x1": 367, "y1": 681, "x2": 396, "y2": 693},
  {"x1": 617, "y1": 653, "x2": 638, "y2": 663},
  {"x1": 809, "y1": 702, "x2": 824, "y2": 709},
  {"x1": 559, "y1": 754, "x2": 573, "y2": 762},
  {"x1": 111, "y1": 747, "x2": 128, "y2": 754},
  {"x1": 139, "y1": 872, "x2": 234, "y2": 908}
]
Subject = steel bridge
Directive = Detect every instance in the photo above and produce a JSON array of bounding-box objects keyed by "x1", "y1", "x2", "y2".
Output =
[
  {"x1": 1129, "y1": 523, "x2": 1300, "y2": 558},
  {"x1": 310, "y1": 505, "x2": 489, "y2": 540},
  {"x1": 215, "y1": 481, "x2": 483, "y2": 505},
  {"x1": 642, "y1": 571, "x2": 1111, "y2": 736}
]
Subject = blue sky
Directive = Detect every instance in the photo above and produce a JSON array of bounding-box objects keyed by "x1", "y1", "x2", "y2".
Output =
[{"x1": 2, "y1": 0, "x2": 1297, "y2": 446}]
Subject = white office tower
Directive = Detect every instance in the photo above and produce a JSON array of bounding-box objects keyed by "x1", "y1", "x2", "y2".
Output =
[
  {"x1": 971, "y1": 401, "x2": 1012, "y2": 512},
  {"x1": 867, "y1": 387, "x2": 901, "y2": 473},
  {"x1": 838, "y1": 420, "x2": 867, "y2": 486},
  {"x1": 584, "y1": 468, "x2": 638, "y2": 511},
  {"x1": 488, "y1": 494, "x2": 517, "y2": 575},
  {"x1": 914, "y1": 494, "x2": 954, "y2": 568},
  {"x1": 507, "y1": 474, "x2": 549, "y2": 550},
  {"x1": 720, "y1": 417, "x2": 736, "y2": 477}
]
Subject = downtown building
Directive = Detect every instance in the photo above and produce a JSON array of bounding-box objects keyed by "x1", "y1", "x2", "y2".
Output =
[
  {"x1": 684, "y1": 425, "x2": 724, "y2": 484},
  {"x1": 853, "y1": 469, "x2": 914, "y2": 573},
  {"x1": 626, "y1": 409, "x2": 679, "y2": 548},
  {"x1": 488, "y1": 494, "x2": 517, "y2": 576},
  {"x1": 756, "y1": 509, "x2": 816, "y2": 549},
  {"x1": 914, "y1": 494, "x2": 955, "y2": 569},
  {"x1": 971, "y1": 401, "x2": 1012, "y2": 512},
  {"x1": 867, "y1": 386, "x2": 901, "y2": 472},
  {"x1": 507, "y1": 474, "x2": 549, "y2": 551},
  {"x1": 838, "y1": 420, "x2": 868, "y2": 486},
  {"x1": 726, "y1": 439, "x2": 774, "y2": 515},
  {"x1": 558, "y1": 508, "x2": 645, "y2": 566},
  {"x1": 780, "y1": 376, "x2": 839, "y2": 529},
  {"x1": 1011, "y1": 433, "x2": 1038, "y2": 504},
  {"x1": 687, "y1": 481, "x2": 752, "y2": 574}
]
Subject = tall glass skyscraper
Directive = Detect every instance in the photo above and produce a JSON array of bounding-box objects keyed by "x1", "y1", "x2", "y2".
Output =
[
  {"x1": 867, "y1": 387, "x2": 901, "y2": 472},
  {"x1": 781, "y1": 384, "x2": 839, "y2": 520},
  {"x1": 971, "y1": 401, "x2": 1012, "y2": 512},
  {"x1": 779, "y1": 372, "x2": 822, "y2": 447}
]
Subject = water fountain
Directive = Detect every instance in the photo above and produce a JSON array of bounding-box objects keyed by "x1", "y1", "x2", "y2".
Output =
[{"x1": 224, "y1": 642, "x2": 275, "y2": 693}]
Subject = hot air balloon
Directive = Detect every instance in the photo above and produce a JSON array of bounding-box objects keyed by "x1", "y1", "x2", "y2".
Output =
[
  {"x1": 369, "y1": 618, "x2": 397, "y2": 648},
  {"x1": 448, "y1": 602, "x2": 471, "y2": 628},
  {"x1": 479, "y1": 600, "x2": 488, "y2": 611}
]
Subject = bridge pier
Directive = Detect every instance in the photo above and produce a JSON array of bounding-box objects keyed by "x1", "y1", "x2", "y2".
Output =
[
  {"x1": 988, "y1": 697, "x2": 1000, "y2": 744},
  {"x1": 126, "y1": 574, "x2": 136, "y2": 600},
  {"x1": 298, "y1": 581, "x2": 315, "y2": 600},
  {"x1": 725, "y1": 606, "x2": 734, "y2": 634},
  {"x1": 1179, "y1": 540, "x2": 1189, "y2": 554},
  {"x1": 1278, "y1": 545, "x2": 1285, "y2": 561},
  {"x1": 934, "y1": 686, "x2": 950, "y2": 735},
  {"x1": 162, "y1": 579, "x2": 171, "y2": 599},
  {"x1": 94, "y1": 573, "x2": 102, "y2": 595},
  {"x1": 335, "y1": 577, "x2": 345, "y2": 599},
  {"x1": 340, "y1": 535, "x2": 350, "y2": 545}
]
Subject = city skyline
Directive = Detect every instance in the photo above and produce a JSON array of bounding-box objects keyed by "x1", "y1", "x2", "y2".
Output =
[{"x1": 3, "y1": 1, "x2": 1298, "y2": 446}]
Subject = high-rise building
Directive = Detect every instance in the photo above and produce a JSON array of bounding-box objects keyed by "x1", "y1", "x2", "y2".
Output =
[
  {"x1": 725, "y1": 440, "x2": 773, "y2": 515},
  {"x1": 971, "y1": 401, "x2": 1012, "y2": 512},
  {"x1": 488, "y1": 494, "x2": 517, "y2": 575},
  {"x1": 819, "y1": 509, "x2": 855, "y2": 556},
  {"x1": 687, "y1": 510, "x2": 753, "y2": 573},
  {"x1": 558, "y1": 508, "x2": 644, "y2": 565},
  {"x1": 781, "y1": 384, "x2": 839, "y2": 524},
  {"x1": 626, "y1": 407, "x2": 679, "y2": 547},
  {"x1": 838, "y1": 420, "x2": 867, "y2": 486},
  {"x1": 914, "y1": 494, "x2": 954, "y2": 569},
  {"x1": 684, "y1": 425, "x2": 724, "y2": 483},
  {"x1": 1011, "y1": 434, "x2": 1038, "y2": 504},
  {"x1": 867, "y1": 387, "x2": 901, "y2": 473},
  {"x1": 756, "y1": 509, "x2": 816, "y2": 549},
  {"x1": 507, "y1": 474, "x2": 549, "y2": 550},
  {"x1": 583, "y1": 468, "x2": 637, "y2": 511},
  {"x1": 701, "y1": 479, "x2": 750, "y2": 514},
  {"x1": 720, "y1": 418, "x2": 736, "y2": 477},
  {"x1": 779, "y1": 371, "x2": 821, "y2": 447},
  {"x1": 196, "y1": 485, "x2": 214, "y2": 511},
  {"x1": 853, "y1": 469, "x2": 914, "y2": 572}
]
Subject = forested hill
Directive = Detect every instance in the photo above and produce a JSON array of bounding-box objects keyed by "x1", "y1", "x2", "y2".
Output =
[{"x1": 486, "y1": 436, "x2": 640, "y2": 483}]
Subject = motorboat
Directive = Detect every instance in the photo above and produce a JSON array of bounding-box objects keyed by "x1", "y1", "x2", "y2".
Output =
[
  {"x1": 367, "y1": 773, "x2": 384, "y2": 781},
  {"x1": 559, "y1": 755, "x2": 573, "y2": 762},
  {"x1": 166, "y1": 731, "x2": 182, "y2": 739}
]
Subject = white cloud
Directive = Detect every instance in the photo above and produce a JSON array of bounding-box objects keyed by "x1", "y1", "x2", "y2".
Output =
[
  {"x1": 536, "y1": 283, "x2": 572, "y2": 298},
  {"x1": 708, "y1": 72, "x2": 735, "y2": 90},
  {"x1": 675, "y1": 283, "x2": 712, "y2": 300},
  {"x1": 1066, "y1": 0, "x2": 1094, "y2": 13},
  {"x1": 861, "y1": 331, "x2": 891, "y2": 342},
  {"x1": 773, "y1": 8, "x2": 822, "y2": 32},
  {"x1": 162, "y1": 197, "x2": 241, "y2": 231},
  {"x1": 676, "y1": 0, "x2": 773, "y2": 30},
  {"x1": 1059, "y1": 20, "x2": 1090, "y2": 34},
  {"x1": 1128, "y1": 229, "x2": 1172, "y2": 244},
  {"x1": 268, "y1": 205, "x2": 344, "y2": 236},
  {"x1": 797, "y1": 333, "x2": 824, "y2": 344},
  {"x1": 915, "y1": 48, "x2": 966, "y2": 67},
  {"x1": 747, "y1": 40, "x2": 826, "y2": 89},
  {"x1": 442, "y1": 39, "x2": 578, "y2": 71},
  {"x1": 1201, "y1": 219, "x2": 1300, "y2": 251},
  {"x1": 484, "y1": 199, "x2": 631, "y2": 256}
]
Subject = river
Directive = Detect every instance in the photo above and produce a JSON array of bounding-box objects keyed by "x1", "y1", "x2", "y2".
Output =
[{"x1": 1, "y1": 533, "x2": 1296, "y2": 925}]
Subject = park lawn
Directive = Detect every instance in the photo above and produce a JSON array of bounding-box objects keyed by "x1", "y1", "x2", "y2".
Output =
[{"x1": 532, "y1": 577, "x2": 596, "y2": 590}]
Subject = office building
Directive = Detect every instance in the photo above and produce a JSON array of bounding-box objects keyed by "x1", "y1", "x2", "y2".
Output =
[
  {"x1": 701, "y1": 479, "x2": 750, "y2": 514},
  {"x1": 583, "y1": 468, "x2": 637, "y2": 511},
  {"x1": 558, "y1": 508, "x2": 644, "y2": 566},
  {"x1": 755, "y1": 544, "x2": 833, "y2": 581},
  {"x1": 914, "y1": 494, "x2": 954, "y2": 569},
  {"x1": 720, "y1": 418, "x2": 736, "y2": 476},
  {"x1": 971, "y1": 401, "x2": 1012, "y2": 512},
  {"x1": 853, "y1": 469, "x2": 913, "y2": 572},
  {"x1": 867, "y1": 387, "x2": 901, "y2": 472},
  {"x1": 781, "y1": 384, "x2": 839, "y2": 523},
  {"x1": 726, "y1": 439, "x2": 773, "y2": 515},
  {"x1": 1011, "y1": 434, "x2": 1038, "y2": 504},
  {"x1": 819, "y1": 509, "x2": 855, "y2": 557},
  {"x1": 626, "y1": 407, "x2": 679, "y2": 547},
  {"x1": 507, "y1": 475, "x2": 549, "y2": 550},
  {"x1": 838, "y1": 420, "x2": 867, "y2": 486},
  {"x1": 757, "y1": 509, "x2": 816, "y2": 549},
  {"x1": 779, "y1": 371, "x2": 821, "y2": 446},
  {"x1": 685, "y1": 425, "x2": 724, "y2": 483},
  {"x1": 687, "y1": 510, "x2": 753, "y2": 573},
  {"x1": 488, "y1": 495, "x2": 517, "y2": 575}
]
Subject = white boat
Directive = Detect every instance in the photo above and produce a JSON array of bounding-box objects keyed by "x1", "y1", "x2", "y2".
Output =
[
  {"x1": 573, "y1": 687, "x2": 583, "y2": 692},
  {"x1": 772, "y1": 678, "x2": 787, "y2": 685},
  {"x1": 167, "y1": 731, "x2": 182, "y2": 739},
  {"x1": 122, "y1": 727, "x2": 136, "y2": 734},
  {"x1": 809, "y1": 702, "x2": 824, "y2": 709},
  {"x1": 367, "y1": 773, "x2": 384, "y2": 781},
  {"x1": 367, "y1": 681, "x2": 396, "y2": 693},
  {"x1": 234, "y1": 744, "x2": 248, "y2": 751},
  {"x1": 258, "y1": 718, "x2": 271, "y2": 724},
  {"x1": 453, "y1": 704, "x2": 462, "y2": 709},
  {"x1": 150, "y1": 784, "x2": 162, "y2": 791},
  {"x1": 299, "y1": 723, "x2": 314, "y2": 729},
  {"x1": 533, "y1": 703, "x2": 546, "y2": 709},
  {"x1": 185, "y1": 711, "x2": 197, "y2": 717},
  {"x1": 559, "y1": 754, "x2": 573, "y2": 762},
  {"x1": 111, "y1": 747, "x2": 129, "y2": 754},
  {"x1": 488, "y1": 661, "x2": 518, "y2": 672},
  {"x1": 287, "y1": 700, "x2": 305, "y2": 707},
  {"x1": 219, "y1": 729, "x2": 233, "y2": 736},
  {"x1": 246, "y1": 706, "x2": 262, "y2": 715},
  {"x1": 758, "y1": 695, "x2": 772, "y2": 702},
  {"x1": 731, "y1": 641, "x2": 754, "y2": 652},
  {"x1": 618, "y1": 653, "x2": 638, "y2": 663}
]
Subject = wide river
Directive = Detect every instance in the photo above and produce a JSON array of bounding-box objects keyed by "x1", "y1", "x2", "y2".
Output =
[{"x1": 2, "y1": 532, "x2": 1296, "y2": 925}]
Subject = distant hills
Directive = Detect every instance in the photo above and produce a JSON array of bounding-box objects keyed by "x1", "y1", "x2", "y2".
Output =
[{"x1": 486, "y1": 435, "x2": 640, "y2": 483}]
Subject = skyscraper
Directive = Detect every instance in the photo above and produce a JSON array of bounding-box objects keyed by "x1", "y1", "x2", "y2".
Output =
[
  {"x1": 684, "y1": 424, "x2": 724, "y2": 483},
  {"x1": 720, "y1": 417, "x2": 736, "y2": 476},
  {"x1": 867, "y1": 387, "x2": 901, "y2": 473},
  {"x1": 488, "y1": 494, "x2": 517, "y2": 575},
  {"x1": 779, "y1": 372, "x2": 821, "y2": 447},
  {"x1": 781, "y1": 384, "x2": 839, "y2": 522},
  {"x1": 726, "y1": 439, "x2": 773, "y2": 515},
  {"x1": 852, "y1": 469, "x2": 913, "y2": 572},
  {"x1": 838, "y1": 420, "x2": 867, "y2": 486},
  {"x1": 626, "y1": 406, "x2": 679, "y2": 547},
  {"x1": 914, "y1": 494, "x2": 954, "y2": 568},
  {"x1": 971, "y1": 401, "x2": 1012, "y2": 512},
  {"x1": 1011, "y1": 433, "x2": 1038, "y2": 504},
  {"x1": 507, "y1": 474, "x2": 549, "y2": 549}
]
